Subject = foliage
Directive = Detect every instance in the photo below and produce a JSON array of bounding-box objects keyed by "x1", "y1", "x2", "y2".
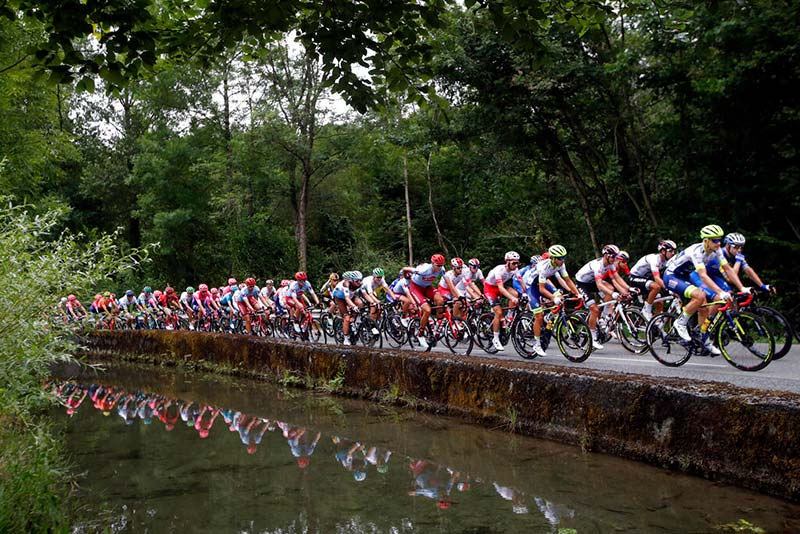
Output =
[{"x1": 0, "y1": 203, "x2": 150, "y2": 532}]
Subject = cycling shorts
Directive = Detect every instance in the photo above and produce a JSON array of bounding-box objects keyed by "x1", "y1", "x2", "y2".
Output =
[
  {"x1": 628, "y1": 274, "x2": 654, "y2": 292},
  {"x1": 576, "y1": 280, "x2": 600, "y2": 306},
  {"x1": 689, "y1": 271, "x2": 730, "y2": 300},
  {"x1": 409, "y1": 281, "x2": 437, "y2": 305},
  {"x1": 528, "y1": 282, "x2": 556, "y2": 312},
  {"x1": 662, "y1": 273, "x2": 697, "y2": 301}
]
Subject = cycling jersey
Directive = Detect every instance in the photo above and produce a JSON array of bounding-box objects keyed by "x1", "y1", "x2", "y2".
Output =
[
  {"x1": 260, "y1": 286, "x2": 275, "y2": 300},
  {"x1": 536, "y1": 259, "x2": 569, "y2": 284},
  {"x1": 193, "y1": 290, "x2": 214, "y2": 308},
  {"x1": 362, "y1": 276, "x2": 390, "y2": 296},
  {"x1": 575, "y1": 258, "x2": 616, "y2": 284},
  {"x1": 137, "y1": 292, "x2": 158, "y2": 308},
  {"x1": 119, "y1": 296, "x2": 138, "y2": 311},
  {"x1": 707, "y1": 249, "x2": 748, "y2": 278},
  {"x1": 319, "y1": 280, "x2": 335, "y2": 297},
  {"x1": 235, "y1": 287, "x2": 261, "y2": 302},
  {"x1": 333, "y1": 280, "x2": 360, "y2": 300},
  {"x1": 630, "y1": 253, "x2": 666, "y2": 278},
  {"x1": 462, "y1": 267, "x2": 485, "y2": 288},
  {"x1": 438, "y1": 269, "x2": 467, "y2": 297},
  {"x1": 411, "y1": 263, "x2": 443, "y2": 287},
  {"x1": 664, "y1": 242, "x2": 728, "y2": 279},
  {"x1": 288, "y1": 280, "x2": 315, "y2": 299},
  {"x1": 484, "y1": 265, "x2": 522, "y2": 286},
  {"x1": 390, "y1": 277, "x2": 411, "y2": 295}
]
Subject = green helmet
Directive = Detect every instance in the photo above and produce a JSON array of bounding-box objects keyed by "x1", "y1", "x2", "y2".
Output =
[
  {"x1": 186, "y1": 286, "x2": 195, "y2": 293},
  {"x1": 372, "y1": 267, "x2": 385, "y2": 277},
  {"x1": 700, "y1": 224, "x2": 724, "y2": 239},
  {"x1": 548, "y1": 244, "x2": 567, "y2": 258},
  {"x1": 143, "y1": 286, "x2": 152, "y2": 293}
]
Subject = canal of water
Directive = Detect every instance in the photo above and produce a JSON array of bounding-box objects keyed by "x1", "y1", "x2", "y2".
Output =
[{"x1": 49, "y1": 362, "x2": 799, "y2": 533}]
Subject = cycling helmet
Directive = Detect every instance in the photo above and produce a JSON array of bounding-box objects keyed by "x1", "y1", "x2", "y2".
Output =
[
  {"x1": 467, "y1": 258, "x2": 480, "y2": 268},
  {"x1": 60, "y1": 297, "x2": 68, "y2": 304},
  {"x1": 431, "y1": 254, "x2": 445, "y2": 266},
  {"x1": 344, "y1": 270, "x2": 363, "y2": 281},
  {"x1": 165, "y1": 287, "x2": 174, "y2": 294},
  {"x1": 109, "y1": 292, "x2": 116, "y2": 298},
  {"x1": 548, "y1": 245, "x2": 567, "y2": 258},
  {"x1": 94, "y1": 293, "x2": 102, "y2": 300},
  {"x1": 617, "y1": 250, "x2": 630, "y2": 261},
  {"x1": 372, "y1": 267, "x2": 385, "y2": 277},
  {"x1": 280, "y1": 280, "x2": 290, "y2": 287},
  {"x1": 265, "y1": 279, "x2": 274, "y2": 286},
  {"x1": 185, "y1": 287, "x2": 194, "y2": 294},
  {"x1": 103, "y1": 291, "x2": 111, "y2": 297},
  {"x1": 68, "y1": 294, "x2": 77, "y2": 301},
  {"x1": 329, "y1": 272, "x2": 340, "y2": 281},
  {"x1": 210, "y1": 287, "x2": 218, "y2": 295},
  {"x1": 504, "y1": 251, "x2": 520, "y2": 262},
  {"x1": 700, "y1": 224, "x2": 724, "y2": 239},
  {"x1": 245, "y1": 277, "x2": 256, "y2": 287},
  {"x1": 658, "y1": 239, "x2": 677, "y2": 252},
  {"x1": 530, "y1": 255, "x2": 542, "y2": 265},
  {"x1": 602, "y1": 244, "x2": 620, "y2": 256},
  {"x1": 450, "y1": 257, "x2": 464, "y2": 268},
  {"x1": 198, "y1": 283, "x2": 208, "y2": 291},
  {"x1": 154, "y1": 290, "x2": 163, "y2": 298},
  {"x1": 541, "y1": 251, "x2": 550, "y2": 260},
  {"x1": 724, "y1": 232, "x2": 746, "y2": 246},
  {"x1": 143, "y1": 286, "x2": 152, "y2": 293},
  {"x1": 295, "y1": 271, "x2": 307, "y2": 281},
  {"x1": 228, "y1": 277, "x2": 237, "y2": 286},
  {"x1": 126, "y1": 290, "x2": 135, "y2": 297}
]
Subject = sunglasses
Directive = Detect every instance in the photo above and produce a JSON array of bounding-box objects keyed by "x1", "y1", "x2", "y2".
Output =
[
  {"x1": 509, "y1": 261, "x2": 519, "y2": 266},
  {"x1": 710, "y1": 238, "x2": 722, "y2": 244}
]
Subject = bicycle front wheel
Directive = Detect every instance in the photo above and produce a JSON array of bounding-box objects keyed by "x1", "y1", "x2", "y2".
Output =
[
  {"x1": 443, "y1": 318, "x2": 473, "y2": 356},
  {"x1": 617, "y1": 308, "x2": 649, "y2": 355},
  {"x1": 474, "y1": 313, "x2": 498, "y2": 354},
  {"x1": 511, "y1": 312, "x2": 539, "y2": 360},
  {"x1": 555, "y1": 314, "x2": 592, "y2": 362},
  {"x1": 645, "y1": 313, "x2": 691, "y2": 367},
  {"x1": 307, "y1": 319, "x2": 325, "y2": 343},
  {"x1": 717, "y1": 311, "x2": 774, "y2": 372},
  {"x1": 753, "y1": 306, "x2": 793, "y2": 360},
  {"x1": 383, "y1": 314, "x2": 408, "y2": 348}
]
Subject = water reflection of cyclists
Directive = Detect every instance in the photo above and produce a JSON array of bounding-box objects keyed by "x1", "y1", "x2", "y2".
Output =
[
  {"x1": 276, "y1": 421, "x2": 320, "y2": 467},
  {"x1": 236, "y1": 414, "x2": 271, "y2": 455},
  {"x1": 154, "y1": 398, "x2": 181, "y2": 430},
  {"x1": 493, "y1": 482, "x2": 528, "y2": 515},
  {"x1": 194, "y1": 405, "x2": 220, "y2": 438},
  {"x1": 408, "y1": 459, "x2": 463, "y2": 510},
  {"x1": 332, "y1": 436, "x2": 368, "y2": 481},
  {"x1": 364, "y1": 446, "x2": 392, "y2": 474}
]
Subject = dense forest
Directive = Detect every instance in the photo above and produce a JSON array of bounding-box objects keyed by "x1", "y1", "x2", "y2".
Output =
[{"x1": 1, "y1": 0, "x2": 798, "y2": 320}]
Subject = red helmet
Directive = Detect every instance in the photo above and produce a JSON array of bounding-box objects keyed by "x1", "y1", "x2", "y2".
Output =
[
  {"x1": 210, "y1": 287, "x2": 218, "y2": 295},
  {"x1": 198, "y1": 283, "x2": 208, "y2": 291},
  {"x1": 165, "y1": 287, "x2": 175, "y2": 294},
  {"x1": 467, "y1": 258, "x2": 480, "y2": 268},
  {"x1": 281, "y1": 279, "x2": 290, "y2": 287},
  {"x1": 154, "y1": 290, "x2": 163, "y2": 298},
  {"x1": 245, "y1": 277, "x2": 256, "y2": 287},
  {"x1": 295, "y1": 271, "x2": 307, "y2": 281},
  {"x1": 450, "y1": 257, "x2": 464, "y2": 268},
  {"x1": 431, "y1": 254, "x2": 445, "y2": 266},
  {"x1": 228, "y1": 277, "x2": 237, "y2": 286},
  {"x1": 68, "y1": 294, "x2": 77, "y2": 301},
  {"x1": 94, "y1": 293, "x2": 102, "y2": 300}
]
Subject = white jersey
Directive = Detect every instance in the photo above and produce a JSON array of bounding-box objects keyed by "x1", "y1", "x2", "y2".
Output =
[
  {"x1": 457, "y1": 268, "x2": 483, "y2": 294},
  {"x1": 536, "y1": 259, "x2": 569, "y2": 284},
  {"x1": 438, "y1": 269, "x2": 468, "y2": 295},
  {"x1": 665, "y1": 242, "x2": 728, "y2": 278},
  {"x1": 485, "y1": 265, "x2": 522, "y2": 286},
  {"x1": 630, "y1": 253, "x2": 665, "y2": 278},
  {"x1": 260, "y1": 286, "x2": 275, "y2": 299},
  {"x1": 576, "y1": 258, "x2": 616, "y2": 284},
  {"x1": 361, "y1": 275, "x2": 390, "y2": 295}
]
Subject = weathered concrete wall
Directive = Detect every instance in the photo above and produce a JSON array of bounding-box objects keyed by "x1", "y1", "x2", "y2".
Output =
[{"x1": 82, "y1": 330, "x2": 800, "y2": 501}]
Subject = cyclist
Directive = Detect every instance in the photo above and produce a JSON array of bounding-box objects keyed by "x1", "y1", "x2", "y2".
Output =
[
  {"x1": 193, "y1": 283, "x2": 220, "y2": 323},
  {"x1": 709, "y1": 233, "x2": 774, "y2": 294},
  {"x1": 179, "y1": 287, "x2": 197, "y2": 328},
  {"x1": 274, "y1": 280, "x2": 291, "y2": 318},
  {"x1": 286, "y1": 272, "x2": 320, "y2": 331},
  {"x1": 484, "y1": 251, "x2": 526, "y2": 351},
  {"x1": 437, "y1": 258, "x2": 469, "y2": 318},
  {"x1": 530, "y1": 245, "x2": 581, "y2": 356},
  {"x1": 615, "y1": 251, "x2": 631, "y2": 277},
  {"x1": 138, "y1": 286, "x2": 159, "y2": 311},
  {"x1": 361, "y1": 268, "x2": 397, "y2": 322},
  {"x1": 119, "y1": 289, "x2": 143, "y2": 328},
  {"x1": 629, "y1": 240, "x2": 677, "y2": 320},
  {"x1": 409, "y1": 254, "x2": 447, "y2": 350},
  {"x1": 389, "y1": 267, "x2": 416, "y2": 326},
  {"x1": 259, "y1": 279, "x2": 276, "y2": 311},
  {"x1": 463, "y1": 258, "x2": 485, "y2": 300},
  {"x1": 575, "y1": 245, "x2": 630, "y2": 350},
  {"x1": 319, "y1": 273, "x2": 340, "y2": 313},
  {"x1": 235, "y1": 277, "x2": 262, "y2": 334},
  {"x1": 663, "y1": 224, "x2": 749, "y2": 355},
  {"x1": 89, "y1": 293, "x2": 104, "y2": 315},
  {"x1": 333, "y1": 271, "x2": 365, "y2": 345},
  {"x1": 65, "y1": 294, "x2": 87, "y2": 321}
]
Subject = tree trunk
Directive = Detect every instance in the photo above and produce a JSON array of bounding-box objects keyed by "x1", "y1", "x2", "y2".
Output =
[
  {"x1": 404, "y1": 152, "x2": 414, "y2": 265},
  {"x1": 426, "y1": 149, "x2": 449, "y2": 256}
]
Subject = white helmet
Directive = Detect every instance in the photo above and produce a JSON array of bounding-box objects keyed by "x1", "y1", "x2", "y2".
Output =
[{"x1": 504, "y1": 251, "x2": 520, "y2": 262}]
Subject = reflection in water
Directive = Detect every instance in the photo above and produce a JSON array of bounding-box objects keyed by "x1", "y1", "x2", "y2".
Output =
[
  {"x1": 46, "y1": 372, "x2": 800, "y2": 533},
  {"x1": 47, "y1": 378, "x2": 565, "y2": 529}
]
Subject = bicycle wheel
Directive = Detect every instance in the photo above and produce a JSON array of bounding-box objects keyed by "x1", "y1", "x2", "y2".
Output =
[
  {"x1": 333, "y1": 317, "x2": 345, "y2": 344},
  {"x1": 443, "y1": 317, "x2": 473, "y2": 356},
  {"x1": 555, "y1": 314, "x2": 592, "y2": 363},
  {"x1": 753, "y1": 306, "x2": 793, "y2": 360},
  {"x1": 357, "y1": 318, "x2": 382, "y2": 348},
  {"x1": 616, "y1": 308, "x2": 649, "y2": 355},
  {"x1": 407, "y1": 318, "x2": 433, "y2": 352},
  {"x1": 511, "y1": 312, "x2": 539, "y2": 360},
  {"x1": 475, "y1": 313, "x2": 498, "y2": 354},
  {"x1": 307, "y1": 319, "x2": 325, "y2": 343},
  {"x1": 646, "y1": 313, "x2": 691, "y2": 367},
  {"x1": 717, "y1": 311, "x2": 774, "y2": 372},
  {"x1": 383, "y1": 314, "x2": 408, "y2": 348},
  {"x1": 319, "y1": 312, "x2": 337, "y2": 338}
]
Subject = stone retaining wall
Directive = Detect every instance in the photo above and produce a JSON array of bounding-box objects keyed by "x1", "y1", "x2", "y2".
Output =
[{"x1": 82, "y1": 330, "x2": 800, "y2": 501}]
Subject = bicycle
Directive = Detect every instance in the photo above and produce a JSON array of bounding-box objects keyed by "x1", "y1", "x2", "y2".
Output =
[
  {"x1": 407, "y1": 300, "x2": 473, "y2": 355},
  {"x1": 289, "y1": 305, "x2": 325, "y2": 343},
  {"x1": 575, "y1": 290, "x2": 649, "y2": 354},
  {"x1": 473, "y1": 295, "x2": 529, "y2": 357},
  {"x1": 646, "y1": 292, "x2": 775, "y2": 371},
  {"x1": 740, "y1": 290, "x2": 794, "y2": 360},
  {"x1": 514, "y1": 296, "x2": 593, "y2": 362}
]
